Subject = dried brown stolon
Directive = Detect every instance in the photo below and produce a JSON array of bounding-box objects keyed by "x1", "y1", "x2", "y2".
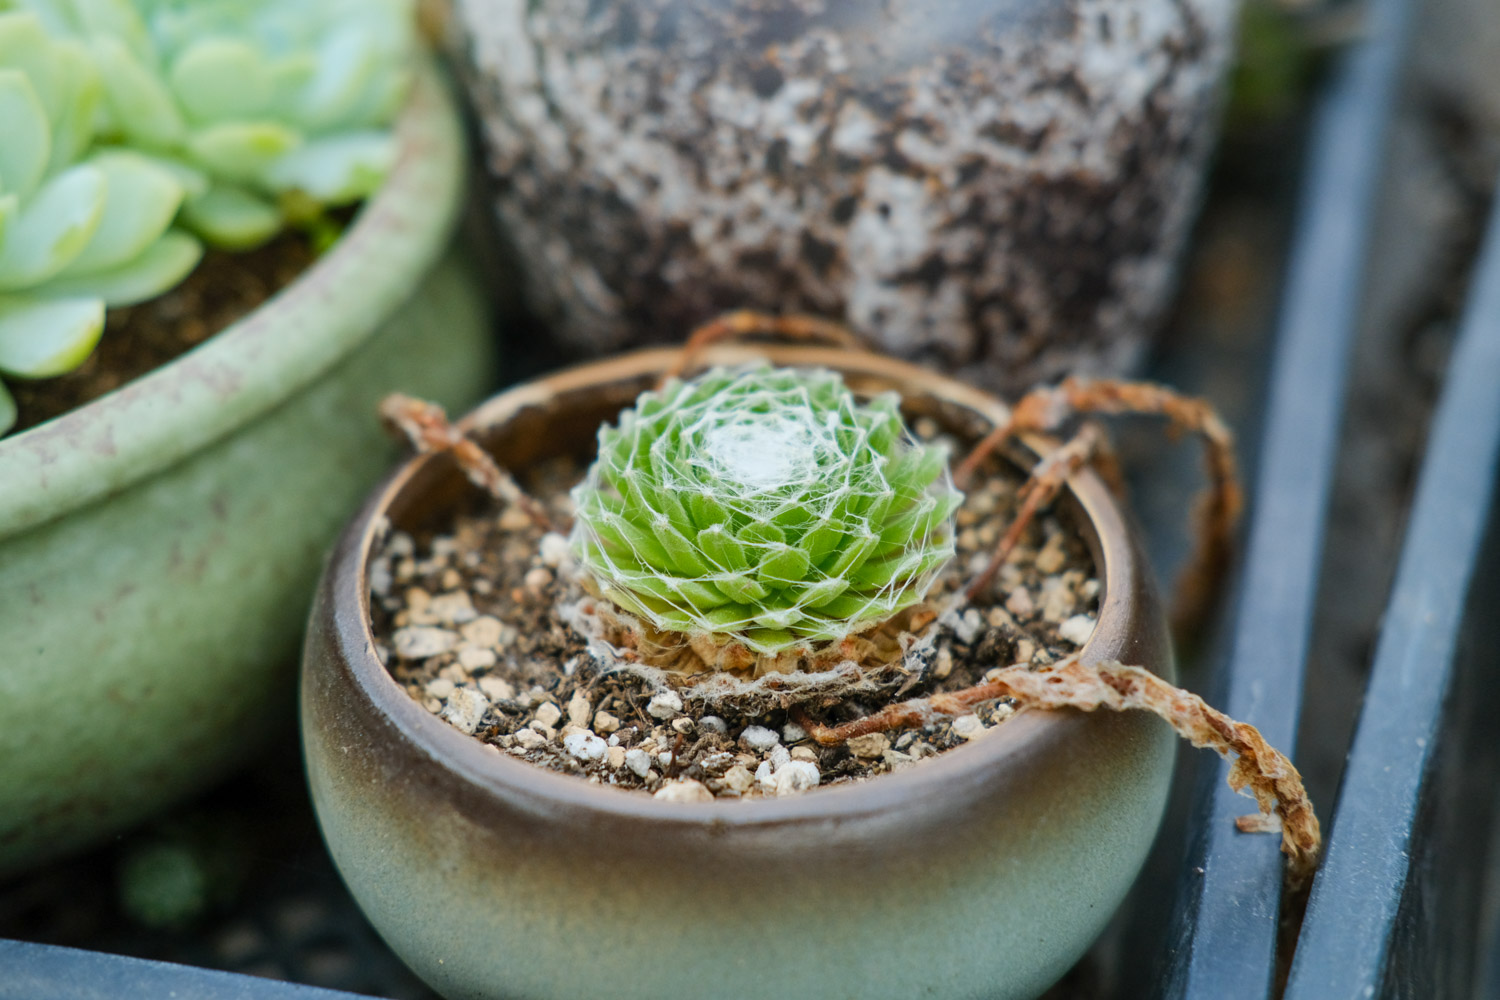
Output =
[{"x1": 792, "y1": 656, "x2": 1321, "y2": 891}]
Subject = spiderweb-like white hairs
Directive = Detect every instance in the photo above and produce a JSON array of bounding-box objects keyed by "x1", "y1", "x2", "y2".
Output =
[{"x1": 569, "y1": 365, "x2": 963, "y2": 656}]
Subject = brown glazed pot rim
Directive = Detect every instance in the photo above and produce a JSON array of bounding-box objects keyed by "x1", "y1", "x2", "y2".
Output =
[{"x1": 320, "y1": 343, "x2": 1168, "y2": 831}]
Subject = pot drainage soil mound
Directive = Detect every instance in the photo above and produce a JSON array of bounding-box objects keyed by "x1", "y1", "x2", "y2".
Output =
[{"x1": 368, "y1": 420, "x2": 1100, "y2": 801}]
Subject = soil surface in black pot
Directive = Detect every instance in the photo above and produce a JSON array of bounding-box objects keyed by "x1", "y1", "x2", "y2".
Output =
[
  {"x1": 8, "y1": 233, "x2": 315, "y2": 434},
  {"x1": 368, "y1": 420, "x2": 1099, "y2": 800}
]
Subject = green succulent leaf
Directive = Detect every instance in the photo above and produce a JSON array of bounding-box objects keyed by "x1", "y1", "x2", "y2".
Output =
[
  {"x1": 169, "y1": 37, "x2": 273, "y2": 123},
  {"x1": 266, "y1": 131, "x2": 391, "y2": 203},
  {"x1": 58, "y1": 151, "x2": 183, "y2": 275},
  {"x1": 91, "y1": 34, "x2": 185, "y2": 147},
  {"x1": 180, "y1": 183, "x2": 280, "y2": 250},
  {"x1": 570, "y1": 366, "x2": 961, "y2": 655},
  {"x1": 0, "y1": 294, "x2": 104, "y2": 377},
  {"x1": 38, "y1": 229, "x2": 201, "y2": 306},
  {"x1": 185, "y1": 121, "x2": 300, "y2": 185},
  {"x1": 0, "y1": 69, "x2": 50, "y2": 201},
  {"x1": 0, "y1": 162, "x2": 105, "y2": 289}
]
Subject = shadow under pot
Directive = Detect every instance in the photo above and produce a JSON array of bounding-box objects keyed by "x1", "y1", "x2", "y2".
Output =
[{"x1": 301, "y1": 344, "x2": 1176, "y2": 1000}]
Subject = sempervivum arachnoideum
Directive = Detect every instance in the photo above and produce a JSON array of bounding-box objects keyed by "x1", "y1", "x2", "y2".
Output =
[{"x1": 570, "y1": 366, "x2": 962, "y2": 671}]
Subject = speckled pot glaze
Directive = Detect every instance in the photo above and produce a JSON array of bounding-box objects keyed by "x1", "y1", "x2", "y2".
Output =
[
  {"x1": 0, "y1": 65, "x2": 495, "y2": 877},
  {"x1": 451, "y1": 0, "x2": 1235, "y2": 394},
  {"x1": 303, "y1": 345, "x2": 1176, "y2": 1000}
]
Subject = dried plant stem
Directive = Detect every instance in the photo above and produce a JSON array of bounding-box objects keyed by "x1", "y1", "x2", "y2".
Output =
[
  {"x1": 378, "y1": 393, "x2": 553, "y2": 530},
  {"x1": 661, "y1": 310, "x2": 864, "y2": 387},
  {"x1": 964, "y1": 424, "x2": 1103, "y2": 602},
  {"x1": 955, "y1": 377, "x2": 1243, "y2": 634},
  {"x1": 794, "y1": 656, "x2": 1320, "y2": 889}
]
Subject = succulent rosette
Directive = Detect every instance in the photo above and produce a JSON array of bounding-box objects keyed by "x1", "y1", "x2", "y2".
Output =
[
  {"x1": 570, "y1": 366, "x2": 963, "y2": 655},
  {"x1": 0, "y1": 8, "x2": 200, "y2": 433},
  {"x1": 24, "y1": 0, "x2": 415, "y2": 249}
]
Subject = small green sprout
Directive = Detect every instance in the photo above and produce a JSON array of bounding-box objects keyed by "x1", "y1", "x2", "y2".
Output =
[
  {"x1": 25, "y1": 0, "x2": 415, "y2": 249},
  {"x1": 570, "y1": 366, "x2": 963, "y2": 656},
  {"x1": 0, "y1": 9, "x2": 200, "y2": 433}
]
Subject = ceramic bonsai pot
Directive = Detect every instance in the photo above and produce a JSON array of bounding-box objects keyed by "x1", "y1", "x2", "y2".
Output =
[
  {"x1": 302, "y1": 344, "x2": 1176, "y2": 1000},
  {"x1": 0, "y1": 64, "x2": 496, "y2": 876}
]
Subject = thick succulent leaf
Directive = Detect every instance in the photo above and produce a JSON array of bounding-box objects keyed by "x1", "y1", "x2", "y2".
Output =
[
  {"x1": 0, "y1": 195, "x2": 16, "y2": 243},
  {"x1": 0, "y1": 294, "x2": 104, "y2": 377},
  {"x1": 0, "y1": 70, "x2": 50, "y2": 202},
  {"x1": 37, "y1": 229, "x2": 201, "y2": 306},
  {"x1": 59, "y1": 151, "x2": 183, "y2": 275},
  {"x1": 185, "y1": 121, "x2": 300, "y2": 185},
  {"x1": 650, "y1": 518, "x2": 709, "y2": 577},
  {"x1": 0, "y1": 13, "x2": 61, "y2": 124},
  {"x1": 695, "y1": 524, "x2": 746, "y2": 569},
  {"x1": 43, "y1": 40, "x2": 102, "y2": 176},
  {"x1": 180, "y1": 183, "x2": 279, "y2": 250},
  {"x1": 169, "y1": 37, "x2": 273, "y2": 123},
  {"x1": 757, "y1": 543, "x2": 811, "y2": 586},
  {"x1": 133, "y1": 153, "x2": 209, "y2": 199},
  {"x1": 0, "y1": 163, "x2": 105, "y2": 289},
  {"x1": 263, "y1": 130, "x2": 392, "y2": 203},
  {"x1": 91, "y1": 35, "x2": 185, "y2": 147},
  {"x1": 0, "y1": 377, "x2": 15, "y2": 435},
  {"x1": 60, "y1": 0, "x2": 155, "y2": 65}
]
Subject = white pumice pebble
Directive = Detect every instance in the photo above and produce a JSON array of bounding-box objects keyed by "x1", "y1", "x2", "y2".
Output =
[
  {"x1": 781, "y1": 720, "x2": 806, "y2": 743},
  {"x1": 564, "y1": 731, "x2": 607, "y2": 762},
  {"x1": 952, "y1": 715, "x2": 987, "y2": 740},
  {"x1": 533, "y1": 702, "x2": 562, "y2": 729},
  {"x1": 624, "y1": 748, "x2": 653, "y2": 778},
  {"x1": 654, "y1": 779, "x2": 713, "y2": 803},
  {"x1": 773, "y1": 760, "x2": 820, "y2": 796},
  {"x1": 477, "y1": 675, "x2": 515, "y2": 702},
  {"x1": 699, "y1": 715, "x2": 729, "y2": 735},
  {"x1": 567, "y1": 692, "x2": 592, "y2": 728},
  {"x1": 1059, "y1": 613, "x2": 1096, "y2": 646},
  {"x1": 441, "y1": 687, "x2": 489, "y2": 735},
  {"x1": 738, "y1": 725, "x2": 779, "y2": 753},
  {"x1": 647, "y1": 690, "x2": 683, "y2": 719},
  {"x1": 393, "y1": 626, "x2": 459, "y2": 659},
  {"x1": 538, "y1": 532, "x2": 571, "y2": 567}
]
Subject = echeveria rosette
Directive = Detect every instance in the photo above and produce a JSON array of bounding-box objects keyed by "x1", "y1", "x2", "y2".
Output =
[
  {"x1": 24, "y1": 0, "x2": 415, "y2": 250},
  {"x1": 570, "y1": 366, "x2": 964, "y2": 656},
  {"x1": 0, "y1": 9, "x2": 201, "y2": 434}
]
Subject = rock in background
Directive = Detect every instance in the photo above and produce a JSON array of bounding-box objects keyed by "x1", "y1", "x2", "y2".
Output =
[{"x1": 449, "y1": 0, "x2": 1237, "y2": 394}]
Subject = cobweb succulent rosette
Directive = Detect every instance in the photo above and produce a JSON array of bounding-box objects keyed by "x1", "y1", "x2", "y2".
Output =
[{"x1": 569, "y1": 366, "x2": 964, "y2": 659}]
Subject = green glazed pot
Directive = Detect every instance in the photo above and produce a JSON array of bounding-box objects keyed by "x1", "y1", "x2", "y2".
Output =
[
  {"x1": 0, "y1": 63, "x2": 495, "y2": 876},
  {"x1": 303, "y1": 345, "x2": 1175, "y2": 1000}
]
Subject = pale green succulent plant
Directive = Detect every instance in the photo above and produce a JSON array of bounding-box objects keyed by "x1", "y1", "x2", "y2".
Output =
[
  {"x1": 0, "y1": 8, "x2": 201, "y2": 433},
  {"x1": 23, "y1": 0, "x2": 415, "y2": 250},
  {"x1": 570, "y1": 366, "x2": 963, "y2": 656}
]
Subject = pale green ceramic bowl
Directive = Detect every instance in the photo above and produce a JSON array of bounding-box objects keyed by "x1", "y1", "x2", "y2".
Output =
[
  {"x1": 0, "y1": 64, "x2": 495, "y2": 876},
  {"x1": 303, "y1": 345, "x2": 1176, "y2": 1000}
]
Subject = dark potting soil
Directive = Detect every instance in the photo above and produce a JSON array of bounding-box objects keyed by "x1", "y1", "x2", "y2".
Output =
[
  {"x1": 367, "y1": 421, "x2": 1101, "y2": 801},
  {"x1": 9, "y1": 233, "x2": 316, "y2": 434}
]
